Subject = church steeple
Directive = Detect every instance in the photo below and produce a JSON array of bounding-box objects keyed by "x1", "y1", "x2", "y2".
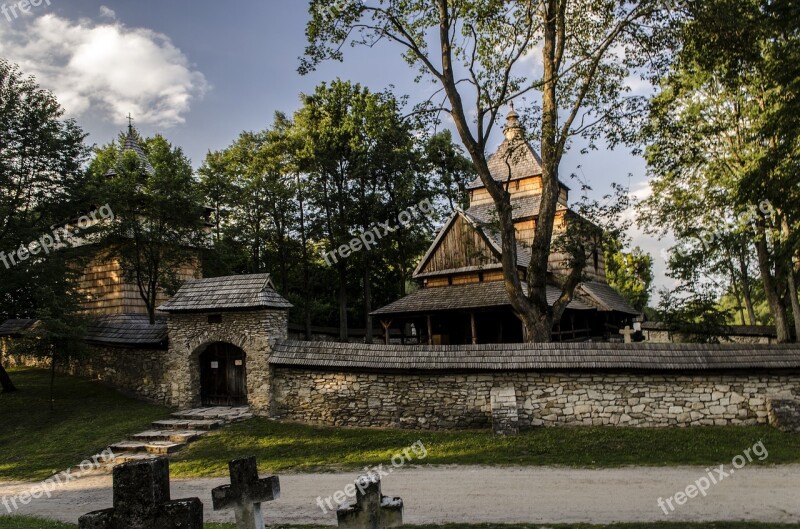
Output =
[
  {"x1": 503, "y1": 101, "x2": 524, "y2": 141},
  {"x1": 104, "y1": 115, "x2": 155, "y2": 177}
]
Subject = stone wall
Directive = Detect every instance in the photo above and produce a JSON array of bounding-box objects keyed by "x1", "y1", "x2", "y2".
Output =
[
  {"x1": 165, "y1": 309, "x2": 287, "y2": 411},
  {"x1": 3, "y1": 343, "x2": 171, "y2": 405},
  {"x1": 270, "y1": 368, "x2": 800, "y2": 429}
]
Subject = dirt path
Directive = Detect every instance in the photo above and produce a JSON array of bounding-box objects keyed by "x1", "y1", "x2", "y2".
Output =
[{"x1": 1, "y1": 465, "x2": 798, "y2": 525}]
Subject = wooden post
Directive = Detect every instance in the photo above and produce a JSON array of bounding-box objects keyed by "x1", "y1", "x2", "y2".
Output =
[
  {"x1": 427, "y1": 315, "x2": 433, "y2": 345},
  {"x1": 470, "y1": 313, "x2": 477, "y2": 345},
  {"x1": 380, "y1": 319, "x2": 393, "y2": 345}
]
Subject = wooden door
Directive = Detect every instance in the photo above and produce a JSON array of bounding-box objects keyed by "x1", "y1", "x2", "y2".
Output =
[{"x1": 199, "y1": 343, "x2": 247, "y2": 406}]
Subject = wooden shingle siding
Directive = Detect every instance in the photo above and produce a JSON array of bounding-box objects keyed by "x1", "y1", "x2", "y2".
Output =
[{"x1": 271, "y1": 340, "x2": 800, "y2": 371}]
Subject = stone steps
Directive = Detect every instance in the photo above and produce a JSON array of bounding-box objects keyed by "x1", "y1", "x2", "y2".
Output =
[
  {"x1": 103, "y1": 406, "x2": 252, "y2": 469},
  {"x1": 170, "y1": 406, "x2": 253, "y2": 422},
  {"x1": 130, "y1": 429, "x2": 206, "y2": 444},
  {"x1": 151, "y1": 419, "x2": 224, "y2": 431}
]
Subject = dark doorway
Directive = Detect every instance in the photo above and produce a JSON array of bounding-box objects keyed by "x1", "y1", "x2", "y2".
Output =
[{"x1": 199, "y1": 343, "x2": 247, "y2": 406}]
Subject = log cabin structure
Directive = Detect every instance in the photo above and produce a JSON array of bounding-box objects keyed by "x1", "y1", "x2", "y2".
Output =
[{"x1": 372, "y1": 107, "x2": 638, "y2": 344}]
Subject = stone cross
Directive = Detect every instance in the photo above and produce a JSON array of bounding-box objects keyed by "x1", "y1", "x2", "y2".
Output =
[
  {"x1": 619, "y1": 325, "x2": 635, "y2": 343},
  {"x1": 337, "y1": 474, "x2": 403, "y2": 529},
  {"x1": 212, "y1": 456, "x2": 280, "y2": 529},
  {"x1": 79, "y1": 457, "x2": 203, "y2": 529}
]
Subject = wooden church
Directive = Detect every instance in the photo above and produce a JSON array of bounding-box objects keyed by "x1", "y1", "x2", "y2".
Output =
[{"x1": 372, "y1": 107, "x2": 638, "y2": 344}]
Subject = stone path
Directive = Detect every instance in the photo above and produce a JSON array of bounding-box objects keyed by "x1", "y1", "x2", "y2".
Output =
[
  {"x1": 105, "y1": 407, "x2": 252, "y2": 466},
  {"x1": 1, "y1": 465, "x2": 798, "y2": 525}
]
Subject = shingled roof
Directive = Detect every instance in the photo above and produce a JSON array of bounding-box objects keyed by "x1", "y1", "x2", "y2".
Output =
[
  {"x1": 270, "y1": 341, "x2": 800, "y2": 371},
  {"x1": 465, "y1": 195, "x2": 544, "y2": 223},
  {"x1": 157, "y1": 273, "x2": 292, "y2": 313},
  {"x1": 85, "y1": 314, "x2": 168, "y2": 348},
  {"x1": 0, "y1": 319, "x2": 38, "y2": 337},
  {"x1": 465, "y1": 107, "x2": 569, "y2": 191},
  {"x1": 579, "y1": 282, "x2": 639, "y2": 315},
  {"x1": 104, "y1": 127, "x2": 155, "y2": 177},
  {"x1": 371, "y1": 281, "x2": 595, "y2": 317}
]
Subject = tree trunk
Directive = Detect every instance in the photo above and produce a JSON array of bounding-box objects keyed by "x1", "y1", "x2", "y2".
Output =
[
  {"x1": 782, "y1": 217, "x2": 800, "y2": 341},
  {"x1": 754, "y1": 223, "x2": 791, "y2": 342},
  {"x1": 337, "y1": 264, "x2": 348, "y2": 341},
  {"x1": 364, "y1": 264, "x2": 373, "y2": 343},
  {"x1": 298, "y1": 181, "x2": 312, "y2": 341},
  {"x1": 738, "y1": 252, "x2": 757, "y2": 325},
  {"x1": 49, "y1": 351, "x2": 57, "y2": 411},
  {"x1": 523, "y1": 1, "x2": 561, "y2": 342},
  {"x1": 787, "y1": 268, "x2": 800, "y2": 341},
  {"x1": 0, "y1": 363, "x2": 17, "y2": 392}
]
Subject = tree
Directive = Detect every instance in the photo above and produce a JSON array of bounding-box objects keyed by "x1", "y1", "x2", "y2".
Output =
[
  {"x1": 0, "y1": 59, "x2": 89, "y2": 391},
  {"x1": 301, "y1": 0, "x2": 672, "y2": 341},
  {"x1": 293, "y1": 80, "x2": 432, "y2": 341},
  {"x1": 639, "y1": 0, "x2": 799, "y2": 341},
  {"x1": 91, "y1": 132, "x2": 208, "y2": 324},
  {"x1": 605, "y1": 240, "x2": 654, "y2": 312},
  {"x1": 423, "y1": 130, "x2": 475, "y2": 210}
]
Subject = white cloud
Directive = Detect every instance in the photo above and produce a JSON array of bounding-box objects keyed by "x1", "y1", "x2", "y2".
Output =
[
  {"x1": 0, "y1": 13, "x2": 208, "y2": 127},
  {"x1": 98, "y1": 6, "x2": 116, "y2": 20}
]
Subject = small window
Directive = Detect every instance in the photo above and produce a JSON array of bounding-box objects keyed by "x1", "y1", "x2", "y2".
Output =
[
  {"x1": 478, "y1": 272, "x2": 485, "y2": 282},
  {"x1": 593, "y1": 249, "x2": 599, "y2": 272},
  {"x1": 448, "y1": 276, "x2": 453, "y2": 286},
  {"x1": 208, "y1": 314, "x2": 222, "y2": 324}
]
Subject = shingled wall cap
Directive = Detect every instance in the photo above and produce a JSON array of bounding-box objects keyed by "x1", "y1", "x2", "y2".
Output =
[
  {"x1": 270, "y1": 340, "x2": 800, "y2": 372},
  {"x1": 158, "y1": 273, "x2": 293, "y2": 313}
]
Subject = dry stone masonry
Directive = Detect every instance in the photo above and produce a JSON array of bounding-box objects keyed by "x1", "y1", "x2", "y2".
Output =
[{"x1": 270, "y1": 370, "x2": 799, "y2": 429}]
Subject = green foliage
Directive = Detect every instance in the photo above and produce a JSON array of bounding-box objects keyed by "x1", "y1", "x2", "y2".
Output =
[
  {"x1": 655, "y1": 288, "x2": 730, "y2": 343},
  {"x1": 0, "y1": 60, "x2": 91, "y2": 386},
  {"x1": 300, "y1": 0, "x2": 675, "y2": 341},
  {"x1": 89, "y1": 132, "x2": 208, "y2": 323},
  {"x1": 639, "y1": 0, "x2": 800, "y2": 341},
  {"x1": 605, "y1": 240, "x2": 654, "y2": 312},
  {"x1": 198, "y1": 82, "x2": 464, "y2": 336}
]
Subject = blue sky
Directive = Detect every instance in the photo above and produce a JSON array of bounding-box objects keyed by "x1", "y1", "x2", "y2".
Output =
[{"x1": 0, "y1": 0, "x2": 675, "y2": 298}]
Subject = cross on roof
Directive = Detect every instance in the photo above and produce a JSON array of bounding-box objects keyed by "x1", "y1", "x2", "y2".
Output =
[
  {"x1": 212, "y1": 457, "x2": 280, "y2": 529},
  {"x1": 337, "y1": 474, "x2": 403, "y2": 529},
  {"x1": 126, "y1": 113, "x2": 134, "y2": 134},
  {"x1": 78, "y1": 457, "x2": 203, "y2": 529}
]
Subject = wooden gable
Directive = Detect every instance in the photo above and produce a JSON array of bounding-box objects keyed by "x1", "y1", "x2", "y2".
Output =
[{"x1": 415, "y1": 213, "x2": 499, "y2": 277}]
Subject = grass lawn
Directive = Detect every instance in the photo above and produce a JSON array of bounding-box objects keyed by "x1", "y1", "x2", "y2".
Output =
[
  {"x1": 169, "y1": 415, "x2": 800, "y2": 477},
  {"x1": 0, "y1": 368, "x2": 171, "y2": 482},
  {"x1": 3, "y1": 368, "x2": 800, "y2": 482},
  {"x1": 2, "y1": 518, "x2": 800, "y2": 529}
]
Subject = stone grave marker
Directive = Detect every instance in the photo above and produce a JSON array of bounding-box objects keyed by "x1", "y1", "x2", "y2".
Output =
[
  {"x1": 337, "y1": 474, "x2": 403, "y2": 529},
  {"x1": 212, "y1": 456, "x2": 280, "y2": 529},
  {"x1": 490, "y1": 386, "x2": 519, "y2": 435},
  {"x1": 78, "y1": 457, "x2": 202, "y2": 529}
]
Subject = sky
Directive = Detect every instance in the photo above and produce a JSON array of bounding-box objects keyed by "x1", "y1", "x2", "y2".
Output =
[{"x1": 0, "y1": 0, "x2": 677, "y2": 299}]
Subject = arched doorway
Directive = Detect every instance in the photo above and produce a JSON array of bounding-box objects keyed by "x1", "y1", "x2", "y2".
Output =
[{"x1": 199, "y1": 343, "x2": 248, "y2": 406}]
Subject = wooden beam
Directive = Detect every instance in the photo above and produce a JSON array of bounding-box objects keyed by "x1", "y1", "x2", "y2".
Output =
[
  {"x1": 470, "y1": 313, "x2": 477, "y2": 345},
  {"x1": 380, "y1": 319, "x2": 393, "y2": 345},
  {"x1": 427, "y1": 315, "x2": 433, "y2": 345}
]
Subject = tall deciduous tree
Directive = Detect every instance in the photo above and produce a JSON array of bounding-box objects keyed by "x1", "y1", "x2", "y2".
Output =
[
  {"x1": 301, "y1": 0, "x2": 671, "y2": 341},
  {"x1": 0, "y1": 60, "x2": 89, "y2": 391},
  {"x1": 640, "y1": 0, "x2": 799, "y2": 341}
]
